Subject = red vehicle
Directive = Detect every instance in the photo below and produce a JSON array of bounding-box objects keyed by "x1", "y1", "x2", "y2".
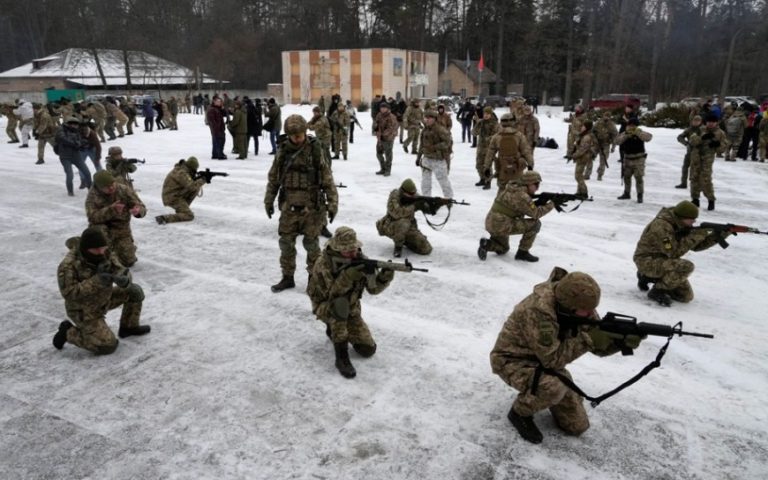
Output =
[{"x1": 589, "y1": 94, "x2": 642, "y2": 110}]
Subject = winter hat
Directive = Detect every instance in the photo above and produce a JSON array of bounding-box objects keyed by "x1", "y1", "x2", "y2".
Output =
[
  {"x1": 627, "y1": 117, "x2": 640, "y2": 126},
  {"x1": 93, "y1": 171, "x2": 115, "y2": 188},
  {"x1": 704, "y1": 113, "x2": 718, "y2": 123},
  {"x1": 424, "y1": 110, "x2": 438, "y2": 119},
  {"x1": 400, "y1": 178, "x2": 417, "y2": 194},
  {"x1": 673, "y1": 200, "x2": 699, "y2": 219},
  {"x1": 79, "y1": 227, "x2": 107, "y2": 252},
  {"x1": 108, "y1": 146, "x2": 123, "y2": 156},
  {"x1": 555, "y1": 272, "x2": 601, "y2": 311},
  {"x1": 328, "y1": 226, "x2": 362, "y2": 252},
  {"x1": 185, "y1": 156, "x2": 199, "y2": 172}
]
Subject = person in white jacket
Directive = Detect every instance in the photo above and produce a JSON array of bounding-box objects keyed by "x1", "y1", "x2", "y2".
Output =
[{"x1": 13, "y1": 99, "x2": 34, "y2": 148}]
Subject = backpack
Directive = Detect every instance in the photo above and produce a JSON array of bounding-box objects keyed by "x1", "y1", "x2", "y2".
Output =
[
  {"x1": 726, "y1": 116, "x2": 742, "y2": 136},
  {"x1": 499, "y1": 132, "x2": 519, "y2": 161}
]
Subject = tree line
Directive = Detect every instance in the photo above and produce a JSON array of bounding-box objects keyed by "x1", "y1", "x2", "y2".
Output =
[{"x1": 0, "y1": 0, "x2": 765, "y2": 105}]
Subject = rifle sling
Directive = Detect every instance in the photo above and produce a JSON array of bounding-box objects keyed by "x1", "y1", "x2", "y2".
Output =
[
  {"x1": 422, "y1": 208, "x2": 451, "y2": 231},
  {"x1": 530, "y1": 330, "x2": 676, "y2": 408}
]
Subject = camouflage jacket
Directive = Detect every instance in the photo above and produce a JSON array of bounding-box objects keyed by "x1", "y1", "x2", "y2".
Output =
[
  {"x1": 761, "y1": 118, "x2": 768, "y2": 137},
  {"x1": 106, "y1": 156, "x2": 136, "y2": 189},
  {"x1": 633, "y1": 207, "x2": 723, "y2": 262},
  {"x1": 57, "y1": 236, "x2": 127, "y2": 315},
  {"x1": 490, "y1": 183, "x2": 554, "y2": 220},
  {"x1": 568, "y1": 114, "x2": 585, "y2": 137},
  {"x1": 572, "y1": 131, "x2": 599, "y2": 164},
  {"x1": 86, "y1": 102, "x2": 107, "y2": 120},
  {"x1": 689, "y1": 126, "x2": 727, "y2": 157},
  {"x1": 593, "y1": 119, "x2": 618, "y2": 145},
  {"x1": 330, "y1": 110, "x2": 350, "y2": 132},
  {"x1": 490, "y1": 267, "x2": 613, "y2": 377},
  {"x1": 308, "y1": 246, "x2": 392, "y2": 319},
  {"x1": 228, "y1": 108, "x2": 248, "y2": 135},
  {"x1": 404, "y1": 106, "x2": 424, "y2": 129},
  {"x1": 419, "y1": 123, "x2": 452, "y2": 159},
  {"x1": 380, "y1": 189, "x2": 416, "y2": 223},
  {"x1": 677, "y1": 125, "x2": 702, "y2": 150},
  {"x1": 374, "y1": 112, "x2": 399, "y2": 142},
  {"x1": 86, "y1": 183, "x2": 146, "y2": 228},
  {"x1": 162, "y1": 164, "x2": 205, "y2": 205},
  {"x1": 265, "y1": 136, "x2": 338, "y2": 212},
  {"x1": 35, "y1": 109, "x2": 58, "y2": 139},
  {"x1": 516, "y1": 114, "x2": 540, "y2": 148},
  {"x1": 307, "y1": 115, "x2": 332, "y2": 145},
  {"x1": 615, "y1": 128, "x2": 653, "y2": 160},
  {"x1": 472, "y1": 118, "x2": 500, "y2": 149},
  {"x1": 484, "y1": 127, "x2": 533, "y2": 184},
  {"x1": 436, "y1": 112, "x2": 452, "y2": 131}
]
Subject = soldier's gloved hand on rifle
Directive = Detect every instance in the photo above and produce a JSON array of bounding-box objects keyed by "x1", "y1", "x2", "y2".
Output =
[
  {"x1": 328, "y1": 205, "x2": 337, "y2": 223},
  {"x1": 701, "y1": 132, "x2": 715, "y2": 141},
  {"x1": 377, "y1": 268, "x2": 395, "y2": 282},
  {"x1": 533, "y1": 196, "x2": 549, "y2": 207},
  {"x1": 709, "y1": 140, "x2": 720, "y2": 149},
  {"x1": 265, "y1": 204, "x2": 274, "y2": 219},
  {"x1": 527, "y1": 165, "x2": 533, "y2": 171},
  {"x1": 588, "y1": 328, "x2": 645, "y2": 352},
  {"x1": 96, "y1": 263, "x2": 131, "y2": 288},
  {"x1": 341, "y1": 264, "x2": 366, "y2": 282}
]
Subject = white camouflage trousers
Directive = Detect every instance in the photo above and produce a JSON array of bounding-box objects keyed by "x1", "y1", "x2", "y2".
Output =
[{"x1": 420, "y1": 157, "x2": 453, "y2": 198}]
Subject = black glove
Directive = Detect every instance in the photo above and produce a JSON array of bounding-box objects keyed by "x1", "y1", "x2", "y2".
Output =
[
  {"x1": 701, "y1": 132, "x2": 714, "y2": 141},
  {"x1": 328, "y1": 210, "x2": 336, "y2": 223},
  {"x1": 113, "y1": 273, "x2": 131, "y2": 288},
  {"x1": 265, "y1": 204, "x2": 274, "y2": 219},
  {"x1": 415, "y1": 157, "x2": 421, "y2": 167},
  {"x1": 378, "y1": 268, "x2": 395, "y2": 282},
  {"x1": 709, "y1": 140, "x2": 720, "y2": 149},
  {"x1": 362, "y1": 262, "x2": 377, "y2": 275},
  {"x1": 527, "y1": 165, "x2": 533, "y2": 171}
]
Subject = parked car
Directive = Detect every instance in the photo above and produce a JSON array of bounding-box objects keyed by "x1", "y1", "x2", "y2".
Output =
[
  {"x1": 481, "y1": 95, "x2": 508, "y2": 108},
  {"x1": 589, "y1": 94, "x2": 642, "y2": 110},
  {"x1": 548, "y1": 96, "x2": 563, "y2": 106},
  {"x1": 679, "y1": 97, "x2": 702, "y2": 107}
]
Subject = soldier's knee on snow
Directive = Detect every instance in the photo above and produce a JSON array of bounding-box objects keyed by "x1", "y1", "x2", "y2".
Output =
[
  {"x1": 95, "y1": 340, "x2": 118, "y2": 355},
  {"x1": 353, "y1": 343, "x2": 376, "y2": 357},
  {"x1": 557, "y1": 417, "x2": 590, "y2": 436},
  {"x1": 678, "y1": 259, "x2": 695, "y2": 276},
  {"x1": 330, "y1": 297, "x2": 350, "y2": 321}
]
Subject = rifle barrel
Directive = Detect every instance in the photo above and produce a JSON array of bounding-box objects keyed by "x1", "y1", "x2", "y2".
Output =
[{"x1": 677, "y1": 330, "x2": 714, "y2": 339}]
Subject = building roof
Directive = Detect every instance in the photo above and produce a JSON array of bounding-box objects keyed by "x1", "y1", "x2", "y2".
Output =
[
  {"x1": 0, "y1": 48, "x2": 222, "y2": 86},
  {"x1": 447, "y1": 59, "x2": 497, "y2": 84}
]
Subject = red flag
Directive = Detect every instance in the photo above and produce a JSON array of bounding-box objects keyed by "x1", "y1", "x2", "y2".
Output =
[{"x1": 478, "y1": 51, "x2": 485, "y2": 72}]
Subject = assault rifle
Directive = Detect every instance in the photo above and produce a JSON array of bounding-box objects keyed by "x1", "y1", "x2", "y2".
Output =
[
  {"x1": 336, "y1": 183, "x2": 347, "y2": 189},
  {"x1": 125, "y1": 158, "x2": 146, "y2": 164},
  {"x1": 532, "y1": 192, "x2": 593, "y2": 212},
  {"x1": 194, "y1": 168, "x2": 229, "y2": 184},
  {"x1": 695, "y1": 222, "x2": 768, "y2": 249},
  {"x1": 402, "y1": 195, "x2": 470, "y2": 211},
  {"x1": 336, "y1": 257, "x2": 429, "y2": 273}
]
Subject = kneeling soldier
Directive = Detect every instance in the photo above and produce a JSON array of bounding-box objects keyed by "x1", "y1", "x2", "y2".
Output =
[
  {"x1": 53, "y1": 227, "x2": 150, "y2": 355},
  {"x1": 307, "y1": 227, "x2": 395, "y2": 378},
  {"x1": 376, "y1": 178, "x2": 440, "y2": 258},
  {"x1": 156, "y1": 157, "x2": 206, "y2": 224}
]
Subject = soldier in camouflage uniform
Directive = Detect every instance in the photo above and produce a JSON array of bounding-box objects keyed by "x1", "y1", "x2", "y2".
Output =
[
  {"x1": 34, "y1": 103, "x2": 58, "y2": 165},
  {"x1": 376, "y1": 179, "x2": 442, "y2": 258},
  {"x1": 572, "y1": 120, "x2": 598, "y2": 197},
  {"x1": 615, "y1": 118, "x2": 652, "y2": 203},
  {"x1": 483, "y1": 113, "x2": 532, "y2": 190},
  {"x1": 1, "y1": 103, "x2": 20, "y2": 143},
  {"x1": 516, "y1": 106, "x2": 540, "y2": 155},
  {"x1": 86, "y1": 171, "x2": 147, "y2": 267},
  {"x1": 760, "y1": 113, "x2": 768, "y2": 162},
  {"x1": 402, "y1": 99, "x2": 423, "y2": 154},
  {"x1": 53, "y1": 227, "x2": 150, "y2": 355},
  {"x1": 634, "y1": 200, "x2": 729, "y2": 306},
  {"x1": 491, "y1": 267, "x2": 644, "y2": 443},
  {"x1": 374, "y1": 102, "x2": 399, "y2": 176},
  {"x1": 228, "y1": 101, "x2": 248, "y2": 159},
  {"x1": 566, "y1": 106, "x2": 586, "y2": 158},
  {"x1": 592, "y1": 111, "x2": 618, "y2": 181},
  {"x1": 265, "y1": 114, "x2": 339, "y2": 292},
  {"x1": 436, "y1": 104, "x2": 453, "y2": 131},
  {"x1": 307, "y1": 227, "x2": 395, "y2": 378},
  {"x1": 478, "y1": 170, "x2": 555, "y2": 262},
  {"x1": 674, "y1": 115, "x2": 702, "y2": 189},
  {"x1": 688, "y1": 114, "x2": 726, "y2": 211},
  {"x1": 156, "y1": 157, "x2": 206, "y2": 224},
  {"x1": 473, "y1": 106, "x2": 500, "y2": 187},
  {"x1": 330, "y1": 103, "x2": 350, "y2": 160},
  {"x1": 85, "y1": 102, "x2": 107, "y2": 142},
  {"x1": 723, "y1": 108, "x2": 746, "y2": 162},
  {"x1": 308, "y1": 106, "x2": 333, "y2": 164},
  {"x1": 417, "y1": 110, "x2": 454, "y2": 198},
  {"x1": 105, "y1": 146, "x2": 137, "y2": 190}
]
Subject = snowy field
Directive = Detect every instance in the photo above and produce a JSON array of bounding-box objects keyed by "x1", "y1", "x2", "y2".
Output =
[{"x1": 1, "y1": 105, "x2": 766, "y2": 480}]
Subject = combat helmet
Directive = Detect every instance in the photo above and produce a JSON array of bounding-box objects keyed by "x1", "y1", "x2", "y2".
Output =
[
  {"x1": 284, "y1": 114, "x2": 307, "y2": 134},
  {"x1": 424, "y1": 110, "x2": 438, "y2": 119},
  {"x1": 520, "y1": 170, "x2": 542, "y2": 185},
  {"x1": 555, "y1": 272, "x2": 601, "y2": 311},
  {"x1": 500, "y1": 113, "x2": 515, "y2": 126}
]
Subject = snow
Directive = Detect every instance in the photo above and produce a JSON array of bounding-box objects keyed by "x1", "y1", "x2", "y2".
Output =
[{"x1": 1, "y1": 106, "x2": 767, "y2": 479}]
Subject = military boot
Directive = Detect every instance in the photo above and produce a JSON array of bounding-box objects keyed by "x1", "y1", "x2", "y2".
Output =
[
  {"x1": 674, "y1": 183, "x2": 687, "y2": 189},
  {"x1": 118, "y1": 325, "x2": 151, "y2": 338},
  {"x1": 617, "y1": 192, "x2": 631, "y2": 200},
  {"x1": 271, "y1": 275, "x2": 295, "y2": 293},
  {"x1": 334, "y1": 342, "x2": 356, "y2": 378},
  {"x1": 508, "y1": 406, "x2": 543, "y2": 444},
  {"x1": 475, "y1": 178, "x2": 485, "y2": 186},
  {"x1": 393, "y1": 246, "x2": 403, "y2": 258},
  {"x1": 483, "y1": 181, "x2": 491, "y2": 190},
  {"x1": 477, "y1": 238, "x2": 489, "y2": 261},
  {"x1": 707, "y1": 199, "x2": 715, "y2": 211},
  {"x1": 636, "y1": 272, "x2": 652, "y2": 291},
  {"x1": 691, "y1": 198, "x2": 700, "y2": 207},
  {"x1": 321, "y1": 226, "x2": 333, "y2": 238},
  {"x1": 648, "y1": 287, "x2": 672, "y2": 307},
  {"x1": 35, "y1": 159, "x2": 44, "y2": 165},
  {"x1": 52, "y1": 321, "x2": 72, "y2": 350},
  {"x1": 155, "y1": 215, "x2": 167, "y2": 225},
  {"x1": 515, "y1": 249, "x2": 539, "y2": 262},
  {"x1": 637, "y1": 193, "x2": 643, "y2": 204}
]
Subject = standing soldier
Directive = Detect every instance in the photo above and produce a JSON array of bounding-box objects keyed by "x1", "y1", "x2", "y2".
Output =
[
  {"x1": 591, "y1": 111, "x2": 618, "y2": 181},
  {"x1": 477, "y1": 170, "x2": 556, "y2": 263},
  {"x1": 265, "y1": 98, "x2": 281, "y2": 155},
  {"x1": 307, "y1": 226, "x2": 395, "y2": 378},
  {"x1": 688, "y1": 114, "x2": 726, "y2": 210},
  {"x1": 566, "y1": 105, "x2": 586, "y2": 159},
  {"x1": 85, "y1": 101, "x2": 107, "y2": 142},
  {"x1": 436, "y1": 104, "x2": 453, "y2": 132},
  {"x1": 517, "y1": 106, "x2": 540, "y2": 155},
  {"x1": 86, "y1": 171, "x2": 147, "y2": 267},
  {"x1": 374, "y1": 102, "x2": 399, "y2": 176},
  {"x1": 168, "y1": 97, "x2": 179, "y2": 131},
  {"x1": 483, "y1": 113, "x2": 532, "y2": 190},
  {"x1": 402, "y1": 99, "x2": 423, "y2": 154},
  {"x1": 417, "y1": 110, "x2": 454, "y2": 198},
  {"x1": 376, "y1": 179, "x2": 441, "y2": 257},
  {"x1": 156, "y1": 157, "x2": 206, "y2": 224},
  {"x1": 105, "y1": 97, "x2": 127, "y2": 138},
  {"x1": 105, "y1": 146, "x2": 137, "y2": 190},
  {"x1": 264, "y1": 115, "x2": 339, "y2": 293},
  {"x1": 330, "y1": 103, "x2": 351, "y2": 160},
  {"x1": 490, "y1": 267, "x2": 643, "y2": 444},
  {"x1": 13, "y1": 98, "x2": 34, "y2": 148},
  {"x1": 394, "y1": 97, "x2": 407, "y2": 143},
  {"x1": 34, "y1": 103, "x2": 58, "y2": 165},
  {"x1": 228, "y1": 101, "x2": 248, "y2": 159},
  {"x1": 615, "y1": 118, "x2": 652, "y2": 203},
  {"x1": 634, "y1": 200, "x2": 729, "y2": 306},
  {"x1": 473, "y1": 106, "x2": 500, "y2": 187},
  {"x1": 1, "y1": 103, "x2": 20, "y2": 143},
  {"x1": 346, "y1": 100, "x2": 362, "y2": 144},
  {"x1": 675, "y1": 115, "x2": 703, "y2": 189},
  {"x1": 308, "y1": 106, "x2": 333, "y2": 164},
  {"x1": 723, "y1": 108, "x2": 746, "y2": 162},
  {"x1": 572, "y1": 120, "x2": 598, "y2": 197},
  {"x1": 53, "y1": 227, "x2": 150, "y2": 355},
  {"x1": 120, "y1": 98, "x2": 136, "y2": 135},
  {"x1": 760, "y1": 111, "x2": 768, "y2": 162}
]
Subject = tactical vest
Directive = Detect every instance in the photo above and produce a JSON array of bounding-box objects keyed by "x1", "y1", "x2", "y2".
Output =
[
  {"x1": 496, "y1": 131, "x2": 523, "y2": 184},
  {"x1": 278, "y1": 138, "x2": 323, "y2": 207},
  {"x1": 623, "y1": 135, "x2": 646, "y2": 157}
]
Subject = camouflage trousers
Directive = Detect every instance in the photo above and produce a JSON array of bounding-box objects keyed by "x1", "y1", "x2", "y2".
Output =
[
  {"x1": 574, "y1": 159, "x2": 590, "y2": 196},
  {"x1": 161, "y1": 196, "x2": 196, "y2": 223},
  {"x1": 498, "y1": 361, "x2": 589, "y2": 436},
  {"x1": 376, "y1": 217, "x2": 432, "y2": 254},
  {"x1": 621, "y1": 157, "x2": 646, "y2": 195},
  {"x1": 95, "y1": 117, "x2": 106, "y2": 142},
  {"x1": 485, "y1": 211, "x2": 541, "y2": 254},
  {"x1": 583, "y1": 157, "x2": 596, "y2": 180},
  {"x1": 725, "y1": 135, "x2": 741, "y2": 160},
  {"x1": 277, "y1": 207, "x2": 324, "y2": 276},
  {"x1": 65, "y1": 287, "x2": 142, "y2": 355},
  {"x1": 97, "y1": 223, "x2": 138, "y2": 267},
  {"x1": 37, "y1": 137, "x2": 55, "y2": 161},
  {"x1": 635, "y1": 257, "x2": 695, "y2": 302},
  {"x1": 420, "y1": 157, "x2": 453, "y2": 198},
  {"x1": 234, "y1": 134, "x2": 248, "y2": 158},
  {"x1": 317, "y1": 300, "x2": 375, "y2": 346},
  {"x1": 596, "y1": 144, "x2": 611, "y2": 179},
  {"x1": 403, "y1": 127, "x2": 420, "y2": 153},
  {"x1": 689, "y1": 153, "x2": 715, "y2": 201},
  {"x1": 376, "y1": 140, "x2": 393, "y2": 174},
  {"x1": 680, "y1": 150, "x2": 691, "y2": 185},
  {"x1": 333, "y1": 129, "x2": 348, "y2": 158},
  {"x1": 5, "y1": 121, "x2": 19, "y2": 142},
  {"x1": 759, "y1": 135, "x2": 767, "y2": 161},
  {"x1": 475, "y1": 146, "x2": 489, "y2": 179}
]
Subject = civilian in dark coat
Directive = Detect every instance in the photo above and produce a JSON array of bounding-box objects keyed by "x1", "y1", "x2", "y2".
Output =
[
  {"x1": 245, "y1": 97, "x2": 263, "y2": 155},
  {"x1": 55, "y1": 117, "x2": 92, "y2": 195},
  {"x1": 207, "y1": 97, "x2": 227, "y2": 159}
]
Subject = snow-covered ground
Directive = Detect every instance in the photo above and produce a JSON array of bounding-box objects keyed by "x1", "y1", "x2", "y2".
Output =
[{"x1": 1, "y1": 106, "x2": 766, "y2": 480}]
